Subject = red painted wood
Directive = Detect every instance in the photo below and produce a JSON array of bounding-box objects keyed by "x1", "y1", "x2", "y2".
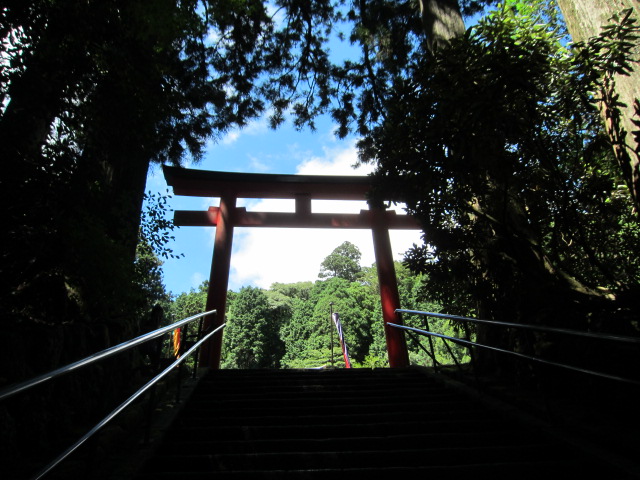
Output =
[
  {"x1": 164, "y1": 165, "x2": 371, "y2": 200},
  {"x1": 201, "y1": 195, "x2": 236, "y2": 368},
  {"x1": 173, "y1": 207, "x2": 420, "y2": 230},
  {"x1": 371, "y1": 207, "x2": 410, "y2": 368}
]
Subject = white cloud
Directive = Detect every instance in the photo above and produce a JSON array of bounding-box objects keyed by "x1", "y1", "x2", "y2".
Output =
[
  {"x1": 190, "y1": 272, "x2": 207, "y2": 289},
  {"x1": 220, "y1": 115, "x2": 271, "y2": 146},
  {"x1": 226, "y1": 142, "x2": 423, "y2": 289},
  {"x1": 295, "y1": 141, "x2": 369, "y2": 176},
  {"x1": 249, "y1": 155, "x2": 271, "y2": 172},
  {"x1": 221, "y1": 130, "x2": 241, "y2": 145}
]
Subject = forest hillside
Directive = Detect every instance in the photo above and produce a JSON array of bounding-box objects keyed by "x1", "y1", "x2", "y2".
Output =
[{"x1": 168, "y1": 242, "x2": 470, "y2": 369}]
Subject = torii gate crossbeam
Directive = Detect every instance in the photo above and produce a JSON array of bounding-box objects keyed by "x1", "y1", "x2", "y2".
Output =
[{"x1": 164, "y1": 165, "x2": 421, "y2": 368}]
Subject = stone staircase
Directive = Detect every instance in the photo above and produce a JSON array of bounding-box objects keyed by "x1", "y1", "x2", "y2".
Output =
[{"x1": 133, "y1": 368, "x2": 636, "y2": 479}]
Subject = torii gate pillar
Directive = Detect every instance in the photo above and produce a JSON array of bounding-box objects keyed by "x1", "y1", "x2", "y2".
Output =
[
  {"x1": 201, "y1": 195, "x2": 236, "y2": 368},
  {"x1": 371, "y1": 206, "x2": 410, "y2": 368}
]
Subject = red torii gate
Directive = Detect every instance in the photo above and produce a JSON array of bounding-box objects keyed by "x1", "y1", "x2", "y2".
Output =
[{"x1": 163, "y1": 165, "x2": 421, "y2": 368}]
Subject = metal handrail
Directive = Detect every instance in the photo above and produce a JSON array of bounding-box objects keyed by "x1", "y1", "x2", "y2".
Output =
[
  {"x1": 0, "y1": 310, "x2": 216, "y2": 402},
  {"x1": 388, "y1": 321, "x2": 640, "y2": 386},
  {"x1": 396, "y1": 309, "x2": 640, "y2": 344},
  {"x1": 33, "y1": 322, "x2": 225, "y2": 479}
]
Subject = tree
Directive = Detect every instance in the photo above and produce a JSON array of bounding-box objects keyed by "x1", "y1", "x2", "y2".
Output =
[
  {"x1": 419, "y1": 0, "x2": 466, "y2": 52},
  {"x1": 132, "y1": 238, "x2": 171, "y2": 318},
  {"x1": 319, "y1": 241, "x2": 363, "y2": 281},
  {"x1": 1, "y1": 1, "x2": 204, "y2": 328},
  {"x1": 358, "y1": 3, "x2": 640, "y2": 376},
  {"x1": 280, "y1": 277, "x2": 374, "y2": 366},
  {"x1": 169, "y1": 282, "x2": 209, "y2": 324},
  {"x1": 222, "y1": 287, "x2": 284, "y2": 369},
  {"x1": 270, "y1": 281, "x2": 314, "y2": 301},
  {"x1": 0, "y1": 0, "x2": 350, "y2": 332},
  {"x1": 556, "y1": 0, "x2": 640, "y2": 211}
]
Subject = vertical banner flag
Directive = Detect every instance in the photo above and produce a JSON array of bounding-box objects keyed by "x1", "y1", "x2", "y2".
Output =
[
  {"x1": 173, "y1": 327, "x2": 181, "y2": 357},
  {"x1": 332, "y1": 313, "x2": 352, "y2": 368}
]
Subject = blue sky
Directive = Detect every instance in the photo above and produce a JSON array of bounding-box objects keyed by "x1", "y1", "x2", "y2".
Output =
[{"x1": 145, "y1": 113, "x2": 423, "y2": 296}]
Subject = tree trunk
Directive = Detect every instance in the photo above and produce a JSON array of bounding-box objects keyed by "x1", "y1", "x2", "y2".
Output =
[
  {"x1": 418, "y1": 0, "x2": 466, "y2": 53},
  {"x1": 556, "y1": 0, "x2": 640, "y2": 210}
]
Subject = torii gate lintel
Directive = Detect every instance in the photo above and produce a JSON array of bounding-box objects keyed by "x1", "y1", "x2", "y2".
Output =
[{"x1": 164, "y1": 165, "x2": 419, "y2": 368}]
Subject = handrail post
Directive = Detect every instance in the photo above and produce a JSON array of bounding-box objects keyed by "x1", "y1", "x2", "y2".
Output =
[
  {"x1": 423, "y1": 317, "x2": 439, "y2": 371},
  {"x1": 192, "y1": 316, "x2": 204, "y2": 379},
  {"x1": 462, "y1": 323, "x2": 480, "y2": 385}
]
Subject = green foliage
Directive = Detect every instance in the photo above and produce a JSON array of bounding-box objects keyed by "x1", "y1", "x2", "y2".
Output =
[
  {"x1": 283, "y1": 347, "x2": 349, "y2": 369},
  {"x1": 222, "y1": 287, "x2": 284, "y2": 369},
  {"x1": 358, "y1": 3, "x2": 640, "y2": 332},
  {"x1": 202, "y1": 244, "x2": 466, "y2": 370},
  {"x1": 318, "y1": 241, "x2": 363, "y2": 281},
  {"x1": 270, "y1": 281, "x2": 314, "y2": 300},
  {"x1": 353, "y1": 354, "x2": 389, "y2": 369},
  {"x1": 140, "y1": 191, "x2": 183, "y2": 260},
  {"x1": 133, "y1": 238, "x2": 171, "y2": 316},
  {"x1": 571, "y1": 7, "x2": 639, "y2": 82},
  {"x1": 278, "y1": 275, "x2": 375, "y2": 368},
  {"x1": 403, "y1": 313, "x2": 473, "y2": 366},
  {"x1": 0, "y1": 0, "x2": 361, "y2": 329},
  {"x1": 2, "y1": 1, "x2": 211, "y2": 326},
  {"x1": 169, "y1": 281, "x2": 209, "y2": 324},
  {"x1": 503, "y1": 0, "x2": 568, "y2": 38}
]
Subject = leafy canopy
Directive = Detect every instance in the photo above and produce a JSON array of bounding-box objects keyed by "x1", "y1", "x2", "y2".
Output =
[
  {"x1": 360, "y1": 2, "x2": 640, "y2": 328},
  {"x1": 318, "y1": 241, "x2": 363, "y2": 281}
]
